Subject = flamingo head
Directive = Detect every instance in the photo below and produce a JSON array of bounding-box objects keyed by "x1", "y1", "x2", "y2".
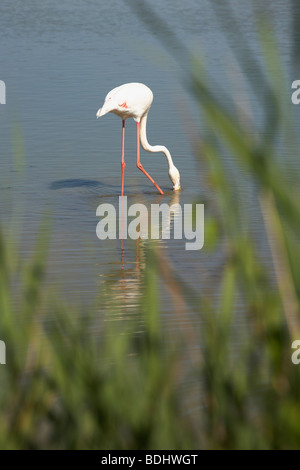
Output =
[
  {"x1": 169, "y1": 165, "x2": 181, "y2": 191},
  {"x1": 96, "y1": 97, "x2": 113, "y2": 118}
]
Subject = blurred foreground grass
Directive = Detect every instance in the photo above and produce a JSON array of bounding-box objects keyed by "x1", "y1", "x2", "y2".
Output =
[{"x1": 1, "y1": 2, "x2": 300, "y2": 449}]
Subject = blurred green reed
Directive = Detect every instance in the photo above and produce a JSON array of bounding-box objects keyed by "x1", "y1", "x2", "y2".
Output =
[{"x1": 1, "y1": 1, "x2": 300, "y2": 449}]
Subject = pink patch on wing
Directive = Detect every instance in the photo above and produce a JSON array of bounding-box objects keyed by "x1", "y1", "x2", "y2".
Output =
[{"x1": 119, "y1": 101, "x2": 128, "y2": 108}]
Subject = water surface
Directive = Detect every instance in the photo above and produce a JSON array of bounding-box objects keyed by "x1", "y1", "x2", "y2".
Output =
[{"x1": 0, "y1": 0, "x2": 298, "y2": 343}]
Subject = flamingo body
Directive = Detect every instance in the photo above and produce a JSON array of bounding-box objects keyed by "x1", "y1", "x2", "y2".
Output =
[
  {"x1": 96, "y1": 82, "x2": 181, "y2": 194},
  {"x1": 98, "y1": 82, "x2": 153, "y2": 122}
]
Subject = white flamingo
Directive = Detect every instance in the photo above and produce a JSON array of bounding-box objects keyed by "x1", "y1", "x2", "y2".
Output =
[{"x1": 96, "y1": 82, "x2": 181, "y2": 195}]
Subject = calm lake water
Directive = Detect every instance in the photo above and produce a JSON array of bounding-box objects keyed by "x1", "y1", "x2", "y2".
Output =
[{"x1": 0, "y1": 1, "x2": 298, "y2": 334}]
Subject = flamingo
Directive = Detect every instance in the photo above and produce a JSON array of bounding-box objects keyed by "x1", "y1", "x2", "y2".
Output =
[{"x1": 96, "y1": 82, "x2": 181, "y2": 195}]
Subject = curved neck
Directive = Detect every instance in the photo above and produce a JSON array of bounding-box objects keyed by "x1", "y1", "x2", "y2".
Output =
[{"x1": 138, "y1": 113, "x2": 175, "y2": 170}]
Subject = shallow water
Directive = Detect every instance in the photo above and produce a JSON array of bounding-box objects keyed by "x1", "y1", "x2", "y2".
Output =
[{"x1": 0, "y1": 1, "x2": 298, "y2": 330}]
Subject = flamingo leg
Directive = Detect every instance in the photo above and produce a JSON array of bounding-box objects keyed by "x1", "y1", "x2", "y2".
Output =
[
  {"x1": 136, "y1": 122, "x2": 164, "y2": 195},
  {"x1": 121, "y1": 119, "x2": 126, "y2": 196}
]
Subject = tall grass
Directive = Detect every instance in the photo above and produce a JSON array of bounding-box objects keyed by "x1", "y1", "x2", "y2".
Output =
[{"x1": 1, "y1": 1, "x2": 300, "y2": 449}]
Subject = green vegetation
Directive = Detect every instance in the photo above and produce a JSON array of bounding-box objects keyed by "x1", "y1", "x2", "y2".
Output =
[{"x1": 0, "y1": 1, "x2": 300, "y2": 449}]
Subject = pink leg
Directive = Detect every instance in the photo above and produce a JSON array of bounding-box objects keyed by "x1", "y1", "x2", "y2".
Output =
[
  {"x1": 121, "y1": 120, "x2": 126, "y2": 196},
  {"x1": 136, "y1": 122, "x2": 164, "y2": 195}
]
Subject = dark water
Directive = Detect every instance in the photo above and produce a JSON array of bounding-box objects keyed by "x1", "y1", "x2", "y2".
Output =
[{"x1": 0, "y1": 0, "x2": 298, "y2": 324}]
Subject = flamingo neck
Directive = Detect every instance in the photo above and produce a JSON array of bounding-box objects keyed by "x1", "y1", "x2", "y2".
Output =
[{"x1": 138, "y1": 113, "x2": 175, "y2": 171}]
